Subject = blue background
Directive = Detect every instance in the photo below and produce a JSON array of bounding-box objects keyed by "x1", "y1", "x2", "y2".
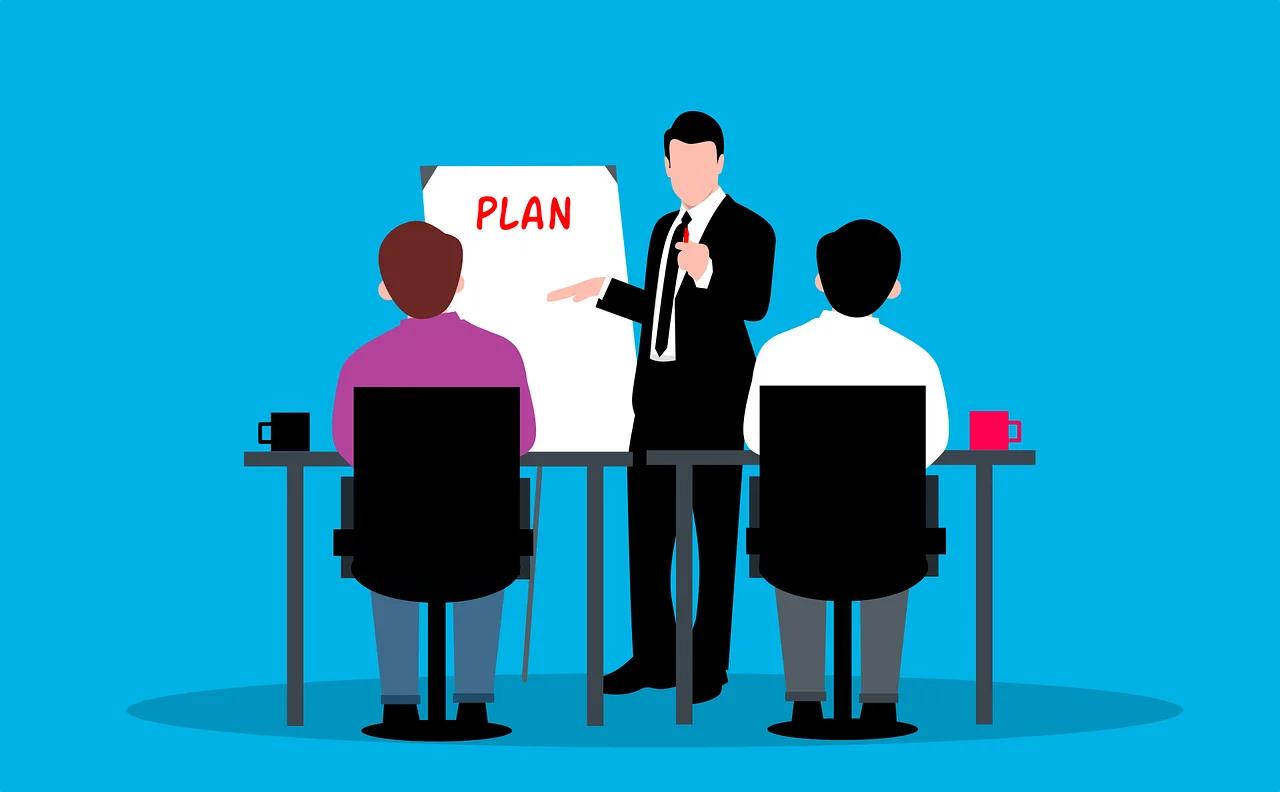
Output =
[{"x1": 1, "y1": 0, "x2": 1277, "y2": 789}]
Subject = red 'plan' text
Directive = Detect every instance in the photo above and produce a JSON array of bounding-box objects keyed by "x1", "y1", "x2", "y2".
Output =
[{"x1": 477, "y1": 196, "x2": 570, "y2": 230}]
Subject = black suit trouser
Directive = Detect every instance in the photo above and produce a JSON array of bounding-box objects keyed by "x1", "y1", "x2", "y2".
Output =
[{"x1": 626, "y1": 361, "x2": 746, "y2": 678}]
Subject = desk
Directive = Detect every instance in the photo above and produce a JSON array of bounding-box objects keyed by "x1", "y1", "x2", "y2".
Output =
[
  {"x1": 243, "y1": 450, "x2": 631, "y2": 727},
  {"x1": 646, "y1": 449, "x2": 1036, "y2": 726}
]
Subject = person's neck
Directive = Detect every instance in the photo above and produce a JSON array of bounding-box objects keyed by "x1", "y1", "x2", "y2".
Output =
[
  {"x1": 403, "y1": 311, "x2": 456, "y2": 322},
  {"x1": 825, "y1": 309, "x2": 879, "y2": 321},
  {"x1": 683, "y1": 183, "x2": 720, "y2": 211}
]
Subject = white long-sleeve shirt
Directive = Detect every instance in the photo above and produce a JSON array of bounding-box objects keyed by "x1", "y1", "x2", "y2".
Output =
[{"x1": 743, "y1": 310, "x2": 949, "y2": 466}]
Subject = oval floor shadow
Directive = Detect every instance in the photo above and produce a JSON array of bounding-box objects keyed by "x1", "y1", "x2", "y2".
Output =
[{"x1": 127, "y1": 675, "x2": 1181, "y2": 747}]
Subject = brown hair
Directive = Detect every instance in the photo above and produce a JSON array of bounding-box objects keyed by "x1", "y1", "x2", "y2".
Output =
[{"x1": 378, "y1": 221, "x2": 464, "y2": 319}]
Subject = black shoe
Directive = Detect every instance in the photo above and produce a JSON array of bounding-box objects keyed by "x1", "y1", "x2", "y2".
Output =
[
  {"x1": 791, "y1": 701, "x2": 823, "y2": 722},
  {"x1": 604, "y1": 658, "x2": 674, "y2": 695},
  {"x1": 382, "y1": 703, "x2": 420, "y2": 725},
  {"x1": 364, "y1": 702, "x2": 512, "y2": 741},
  {"x1": 692, "y1": 678, "x2": 725, "y2": 704},
  {"x1": 853, "y1": 702, "x2": 917, "y2": 739},
  {"x1": 858, "y1": 702, "x2": 897, "y2": 724},
  {"x1": 457, "y1": 702, "x2": 488, "y2": 724}
]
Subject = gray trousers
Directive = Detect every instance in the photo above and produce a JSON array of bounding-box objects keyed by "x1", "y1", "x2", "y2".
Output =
[
  {"x1": 775, "y1": 588, "x2": 909, "y2": 704},
  {"x1": 371, "y1": 590, "x2": 504, "y2": 704}
]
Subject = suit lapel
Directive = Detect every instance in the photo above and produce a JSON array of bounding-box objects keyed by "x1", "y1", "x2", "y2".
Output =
[{"x1": 698, "y1": 194, "x2": 734, "y2": 251}]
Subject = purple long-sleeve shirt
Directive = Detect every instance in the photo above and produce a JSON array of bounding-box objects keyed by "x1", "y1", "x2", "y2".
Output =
[{"x1": 331, "y1": 312, "x2": 536, "y2": 465}]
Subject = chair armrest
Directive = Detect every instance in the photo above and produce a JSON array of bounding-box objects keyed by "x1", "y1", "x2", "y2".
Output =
[
  {"x1": 333, "y1": 528, "x2": 357, "y2": 557},
  {"x1": 336, "y1": 476, "x2": 354, "y2": 579},
  {"x1": 923, "y1": 527, "x2": 947, "y2": 555},
  {"x1": 515, "y1": 528, "x2": 535, "y2": 558},
  {"x1": 925, "y1": 475, "x2": 942, "y2": 577},
  {"x1": 518, "y1": 477, "x2": 533, "y2": 580},
  {"x1": 748, "y1": 475, "x2": 761, "y2": 579}
]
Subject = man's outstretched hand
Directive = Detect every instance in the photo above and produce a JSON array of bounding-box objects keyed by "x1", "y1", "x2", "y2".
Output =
[{"x1": 547, "y1": 277, "x2": 606, "y2": 302}]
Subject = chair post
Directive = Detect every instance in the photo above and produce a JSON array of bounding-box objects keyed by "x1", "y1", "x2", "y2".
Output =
[
  {"x1": 833, "y1": 599, "x2": 854, "y2": 722},
  {"x1": 428, "y1": 600, "x2": 447, "y2": 722}
]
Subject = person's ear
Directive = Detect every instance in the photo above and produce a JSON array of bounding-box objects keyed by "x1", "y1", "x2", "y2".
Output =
[
  {"x1": 378, "y1": 280, "x2": 392, "y2": 300},
  {"x1": 715, "y1": 154, "x2": 724, "y2": 175},
  {"x1": 888, "y1": 280, "x2": 902, "y2": 299},
  {"x1": 664, "y1": 157, "x2": 672, "y2": 177},
  {"x1": 815, "y1": 274, "x2": 824, "y2": 292},
  {"x1": 455, "y1": 275, "x2": 465, "y2": 294}
]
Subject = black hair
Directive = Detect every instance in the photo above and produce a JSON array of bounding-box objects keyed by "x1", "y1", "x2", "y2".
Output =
[
  {"x1": 664, "y1": 111, "x2": 724, "y2": 159},
  {"x1": 816, "y1": 219, "x2": 902, "y2": 317}
]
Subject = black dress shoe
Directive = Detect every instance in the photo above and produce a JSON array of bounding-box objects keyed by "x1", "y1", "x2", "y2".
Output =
[
  {"x1": 692, "y1": 679, "x2": 724, "y2": 704},
  {"x1": 791, "y1": 701, "x2": 823, "y2": 722},
  {"x1": 457, "y1": 702, "x2": 488, "y2": 724},
  {"x1": 604, "y1": 658, "x2": 674, "y2": 695},
  {"x1": 383, "y1": 703, "x2": 420, "y2": 725}
]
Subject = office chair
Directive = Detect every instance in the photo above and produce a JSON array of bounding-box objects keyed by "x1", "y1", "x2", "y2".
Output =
[
  {"x1": 337, "y1": 480, "x2": 534, "y2": 582},
  {"x1": 332, "y1": 386, "x2": 532, "y2": 741},
  {"x1": 745, "y1": 385, "x2": 945, "y2": 740}
]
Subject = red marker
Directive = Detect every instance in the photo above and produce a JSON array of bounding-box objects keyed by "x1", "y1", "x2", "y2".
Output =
[{"x1": 683, "y1": 226, "x2": 690, "y2": 244}]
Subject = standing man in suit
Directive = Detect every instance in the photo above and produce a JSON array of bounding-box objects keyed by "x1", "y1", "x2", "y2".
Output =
[{"x1": 548, "y1": 111, "x2": 776, "y2": 704}]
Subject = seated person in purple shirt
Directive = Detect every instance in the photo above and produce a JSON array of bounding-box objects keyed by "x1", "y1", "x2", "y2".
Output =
[{"x1": 332, "y1": 220, "x2": 536, "y2": 731}]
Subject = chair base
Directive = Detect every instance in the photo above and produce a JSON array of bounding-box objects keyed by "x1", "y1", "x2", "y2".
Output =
[
  {"x1": 767, "y1": 717, "x2": 918, "y2": 741},
  {"x1": 362, "y1": 719, "x2": 512, "y2": 742}
]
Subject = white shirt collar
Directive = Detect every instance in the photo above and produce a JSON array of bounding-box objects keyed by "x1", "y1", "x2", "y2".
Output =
[
  {"x1": 820, "y1": 309, "x2": 880, "y2": 327},
  {"x1": 681, "y1": 186, "x2": 726, "y2": 228}
]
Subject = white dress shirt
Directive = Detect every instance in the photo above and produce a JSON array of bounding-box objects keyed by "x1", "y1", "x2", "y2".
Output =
[
  {"x1": 743, "y1": 310, "x2": 949, "y2": 466},
  {"x1": 598, "y1": 187, "x2": 724, "y2": 361}
]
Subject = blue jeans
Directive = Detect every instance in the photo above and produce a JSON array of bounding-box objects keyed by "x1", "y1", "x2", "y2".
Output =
[{"x1": 371, "y1": 590, "x2": 504, "y2": 704}]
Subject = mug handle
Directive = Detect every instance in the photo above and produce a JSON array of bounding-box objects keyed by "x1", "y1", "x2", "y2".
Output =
[
  {"x1": 258, "y1": 422, "x2": 272, "y2": 445},
  {"x1": 1008, "y1": 420, "x2": 1022, "y2": 444}
]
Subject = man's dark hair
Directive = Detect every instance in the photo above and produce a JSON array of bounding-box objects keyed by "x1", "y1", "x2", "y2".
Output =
[
  {"x1": 664, "y1": 111, "x2": 724, "y2": 159},
  {"x1": 378, "y1": 221, "x2": 464, "y2": 319},
  {"x1": 816, "y1": 219, "x2": 902, "y2": 318}
]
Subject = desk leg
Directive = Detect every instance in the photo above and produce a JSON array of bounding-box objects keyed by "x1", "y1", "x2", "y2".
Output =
[
  {"x1": 587, "y1": 464, "x2": 604, "y2": 727},
  {"x1": 287, "y1": 464, "x2": 304, "y2": 727},
  {"x1": 976, "y1": 463, "x2": 993, "y2": 725},
  {"x1": 676, "y1": 463, "x2": 693, "y2": 726}
]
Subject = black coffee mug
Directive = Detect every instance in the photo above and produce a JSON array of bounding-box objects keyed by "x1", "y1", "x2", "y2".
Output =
[{"x1": 258, "y1": 412, "x2": 310, "y2": 452}]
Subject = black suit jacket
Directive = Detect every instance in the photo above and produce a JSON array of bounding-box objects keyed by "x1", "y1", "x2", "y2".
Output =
[{"x1": 597, "y1": 195, "x2": 775, "y2": 450}]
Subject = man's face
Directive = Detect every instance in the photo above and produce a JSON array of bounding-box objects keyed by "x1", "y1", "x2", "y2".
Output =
[{"x1": 665, "y1": 139, "x2": 723, "y2": 207}]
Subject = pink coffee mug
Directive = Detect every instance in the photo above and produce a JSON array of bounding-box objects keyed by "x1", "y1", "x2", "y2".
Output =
[{"x1": 970, "y1": 411, "x2": 1022, "y2": 451}]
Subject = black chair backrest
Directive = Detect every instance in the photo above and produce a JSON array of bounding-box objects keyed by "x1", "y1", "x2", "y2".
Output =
[
  {"x1": 351, "y1": 386, "x2": 522, "y2": 603},
  {"x1": 759, "y1": 385, "x2": 927, "y2": 602}
]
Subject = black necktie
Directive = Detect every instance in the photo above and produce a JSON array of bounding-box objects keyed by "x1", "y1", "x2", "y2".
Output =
[{"x1": 654, "y1": 212, "x2": 691, "y2": 357}]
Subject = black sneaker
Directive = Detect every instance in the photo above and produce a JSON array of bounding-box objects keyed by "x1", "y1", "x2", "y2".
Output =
[{"x1": 456, "y1": 702, "x2": 489, "y2": 724}]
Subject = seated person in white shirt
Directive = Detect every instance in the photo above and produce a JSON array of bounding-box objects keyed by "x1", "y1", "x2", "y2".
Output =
[{"x1": 742, "y1": 218, "x2": 948, "y2": 734}]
